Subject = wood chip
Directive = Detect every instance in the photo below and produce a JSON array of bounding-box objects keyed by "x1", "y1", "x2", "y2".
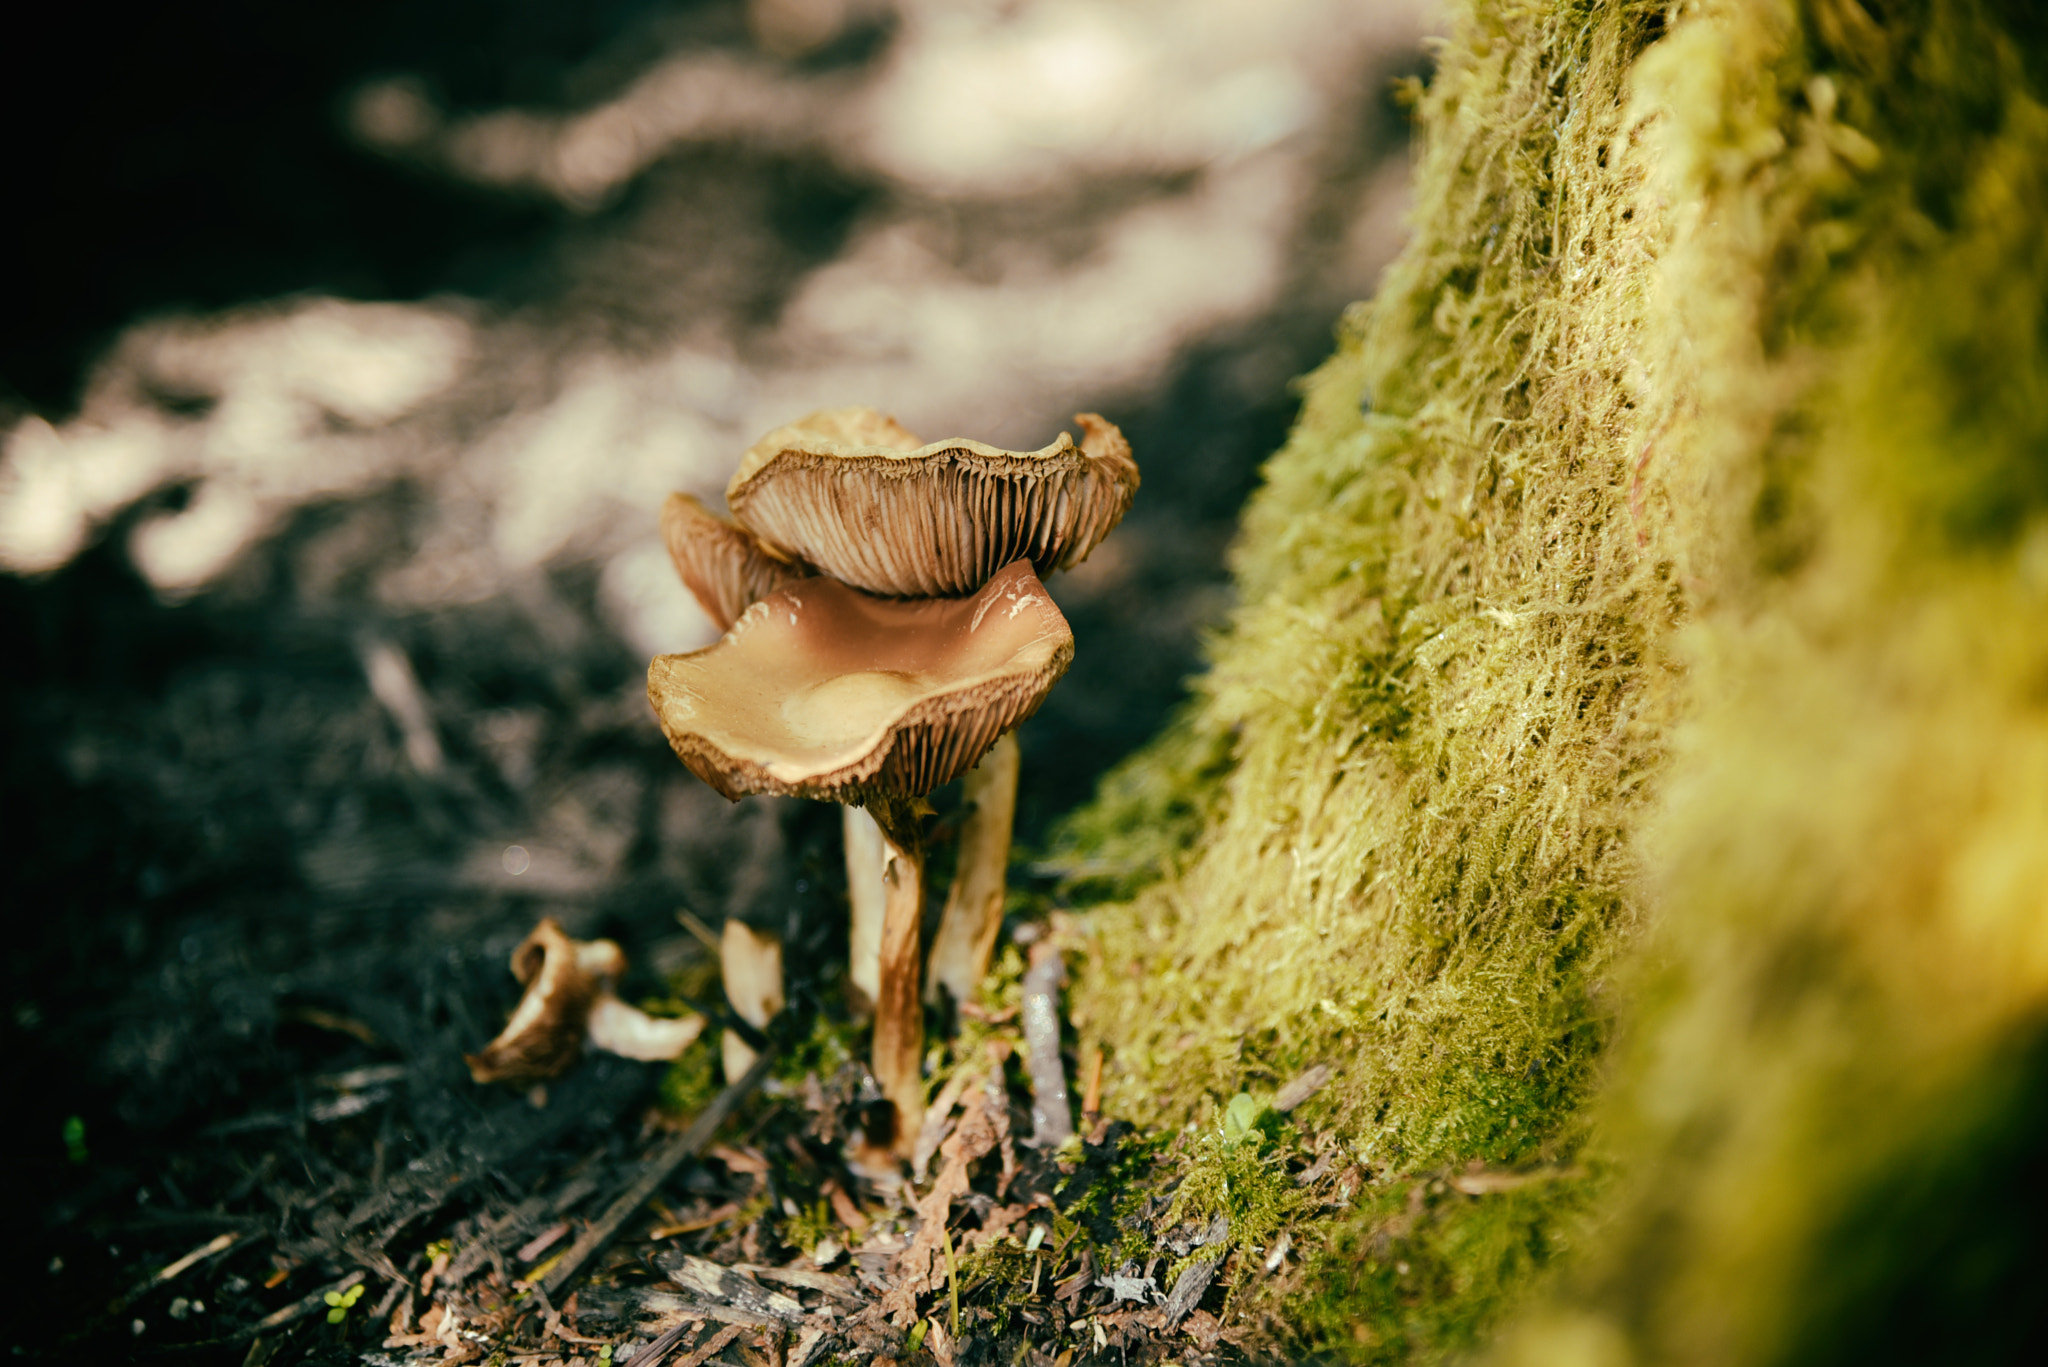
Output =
[
  {"x1": 657, "y1": 1252, "x2": 807, "y2": 1323},
  {"x1": 1162, "y1": 1224, "x2": 1226, "y2": 1328},
  {"x1": 1273, "y1": 1062, "x2": 1332, "y2": 1113},
  {"x1": 675, "y1": 1323, "x2": 746, "y2": 1367},
  {"x1": 787, "y1": 1319, "x2": 834, "y2": 1367},
  {"x1": 733, "y1": 1264, "x2": 864, "y2": 1302}
]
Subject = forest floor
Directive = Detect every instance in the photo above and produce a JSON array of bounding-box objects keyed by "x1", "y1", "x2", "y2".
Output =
[{"x1": 3, "y1": 2, "x2": 1433, "y2": 1362}]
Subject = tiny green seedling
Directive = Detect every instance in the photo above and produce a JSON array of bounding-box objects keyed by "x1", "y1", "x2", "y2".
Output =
[
  {"x1": 597, "y1": 1346, "x2": 614, "y2": 1366},
  {"x1": 1221, "y1": 1092, "x2": 1266, "y2": 1144},
  {"x1": 63, "y1": 1115, "x2": 87, "y2": 1165},
  {"x1": 940, "y1": 1220, "x2": 961, "y2": 1339},
  {"x1": 323, "y1": 1283, "x2": 364, "y2": 1324}
]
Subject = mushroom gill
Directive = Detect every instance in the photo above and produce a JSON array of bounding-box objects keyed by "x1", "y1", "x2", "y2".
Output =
[
  {"x1": 725, "y1": 407, "x2": 1140, "y2": 598},
  {"x1": 659, "y1": 491, "x2": 808, "y2": 633}
]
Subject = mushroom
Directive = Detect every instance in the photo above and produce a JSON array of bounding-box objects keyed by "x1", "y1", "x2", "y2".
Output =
[
  {"x1": 662, "y1": 414, "x2": 1133, "y2": 1018},
  {"x1": 467, "y1": 918, "x2": 706, "y2": 1085},
  {"x1": 646, "y1": 559, "x2": 1074, "y2": 1150},
  {"x1": 726, "y1": 406, "x2": 1139, "y2": 598},
  {"x1": 721, "y1": 408, "x2": 1136, "y2": 1015}
]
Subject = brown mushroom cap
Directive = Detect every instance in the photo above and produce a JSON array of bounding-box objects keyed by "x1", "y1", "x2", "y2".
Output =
[
  {"x1": 467, "y1": 918, "x2": 704, "y2": 1083},
  {"x1": 466, "y1": 918, "x2": 626, "y2": 1085},
  {"x1": 646, "y1": 558, "x2": 1072, "y2": 805},
  {"x1": 725, "y1": 407, "x2": 1139, "y2": 598},
  {"x1": 660, "y1": 492, "x2": 808, "y2": 632}
]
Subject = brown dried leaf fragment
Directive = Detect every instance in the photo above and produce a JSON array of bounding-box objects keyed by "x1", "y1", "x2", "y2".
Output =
[{"x1": 881, "y1": 1079, "x2": 1008, "y2": 1324}]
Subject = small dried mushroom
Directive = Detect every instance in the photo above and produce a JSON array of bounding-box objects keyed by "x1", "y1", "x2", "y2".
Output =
[
  {"x1": 648, "y1": 560, "x2": 1073, "y2": 1148},
  {"x1": 466, "y1": 918, "x2": 705, "y2": 1085}
]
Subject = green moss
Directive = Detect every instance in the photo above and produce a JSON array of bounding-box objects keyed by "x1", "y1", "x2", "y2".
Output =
[
  {"x1": 1161, "y1": 1095, "x2": 1309, "y2": 1281},
  {"x1": 1295, "y1": 1170, "x2": 1603, "y2": 1365},
  {"x1": 1057, "y1": 0, "x2": 2048, "y2": 1360},
  {"x1": 1055, "y1": 0, "x2": 1672, "y2": 1353},
  {"x1": 656, "y1": 1045, "x2": 720, "y2": 1119},
  {"x1": 778, "y1": 1200, "x2": 838, "y2": 1260}
]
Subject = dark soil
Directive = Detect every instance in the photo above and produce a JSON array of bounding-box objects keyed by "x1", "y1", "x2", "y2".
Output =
[{"x1": 2, "y1": 3, "x2": 1423, "y2": 1361}]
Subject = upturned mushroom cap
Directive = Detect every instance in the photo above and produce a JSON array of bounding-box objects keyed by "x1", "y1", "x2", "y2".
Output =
[
  {"x1": 725, "y1": 407, "x2": 1139, "y2": 598},
  {"x1": 660, "y1": 492, "x2": 808, "y2": 632},
  {"x1": 646, "y1": 557, "x2": 1072, "y2": 805},
  {"x1": 466, "y1": 918, "x2": 627, "y2": 1084},
  {"x1": 466, "y1": 918, "x2": 704, "y2": 1083}
]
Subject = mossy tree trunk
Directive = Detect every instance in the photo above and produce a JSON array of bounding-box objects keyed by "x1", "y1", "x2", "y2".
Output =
[{"x1": 1061, "y1": 0, "x2": 2048, "y2": 1361}]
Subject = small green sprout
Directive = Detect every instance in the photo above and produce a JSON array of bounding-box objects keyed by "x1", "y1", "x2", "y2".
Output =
[
  {"x1": 596, "y1": 1345, "x2": 614, "y2": 1366},
  {"x1": 906, "y1": 1318, "x2": 929, "y2": 1353},
  {"x1": 323, "y1": 1282, "x2": 364, "y2": 1324},
  {"x1": 940, "y1": 1220, "x2": 961, "y2": 1339},
  {"x1": 1221, "y1": 1091, "x2": 1267, "y2": 1144},
  {"x1": 62, "y1": 1115, "x2": 88, "y2": 1165}
]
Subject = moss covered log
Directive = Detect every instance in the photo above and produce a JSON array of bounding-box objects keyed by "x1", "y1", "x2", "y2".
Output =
[{"x1": 1056, "y1": 0, "x2": 2048, "y2": 1360}]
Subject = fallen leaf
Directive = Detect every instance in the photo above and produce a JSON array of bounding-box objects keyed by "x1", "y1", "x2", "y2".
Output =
[
  {"x1": 822, "y1": 1179, "x2": 870, "y2": 1235},
  {"x1": 881, "y1": 1080, "x2": 1005, "y2": 1323}
]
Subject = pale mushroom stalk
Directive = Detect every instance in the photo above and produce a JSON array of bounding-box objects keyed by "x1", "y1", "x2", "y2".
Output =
[
  {"x1": 866, "y1": 795, "x2": 929, "y2": 1144},
  {"x1": 720, "y1": 919, "x2": 786, "y2": 1081},
  {"x1": 923, "y1": 732, "x2": 1021, "y2": 1008},
  {"x1": 843, "y1": 805, "x2": 888, "y2": 1012}
]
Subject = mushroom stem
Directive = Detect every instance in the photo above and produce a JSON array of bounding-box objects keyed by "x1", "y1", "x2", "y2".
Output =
[
  {"x1": 925, "y1": 733, "x2": 1021, "y2": 1008},
  {"x1": 720, "y1": 920, "x2": 785, "y2": 1083},
  {"x1": 843, "y1": 804, "x2": 888, "y2": 1014},
  {"x1": 867, "y1": 797, "x2": 928, "y2": 1156}
]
